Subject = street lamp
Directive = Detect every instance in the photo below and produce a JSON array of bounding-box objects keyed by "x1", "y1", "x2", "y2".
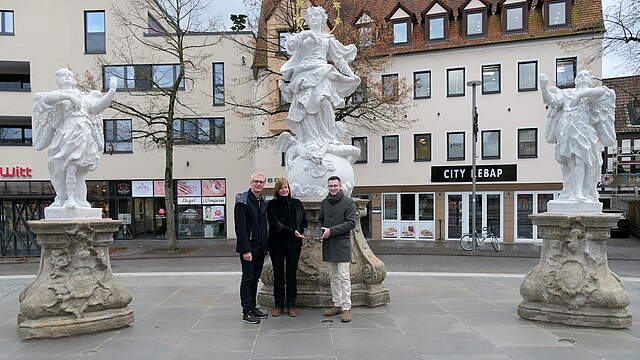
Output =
[{"x1": 466, "y1": 80, "x2": 481, "y2": 251}]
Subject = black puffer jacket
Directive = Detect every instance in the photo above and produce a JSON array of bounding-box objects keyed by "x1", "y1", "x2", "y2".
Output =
[{"x1": 267, "y1": 196, "x2": 307, "y2": 250}]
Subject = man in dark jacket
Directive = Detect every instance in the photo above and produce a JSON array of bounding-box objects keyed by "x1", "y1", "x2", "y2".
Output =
[
  {"x1": 319, "y1": 176, "x2": 357, "y2": 322},
  {"x1": 234, "y1": 172, "x2": 269, "y2": 324}
]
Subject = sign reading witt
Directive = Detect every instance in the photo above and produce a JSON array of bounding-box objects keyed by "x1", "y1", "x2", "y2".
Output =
[{"x1": 431, "y1": 165, "x2": 517, "y2": 182}]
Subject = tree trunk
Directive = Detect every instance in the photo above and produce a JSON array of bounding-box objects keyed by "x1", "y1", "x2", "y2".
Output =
[{"x1": 165, "y1": 140, "x2": 177, "y2": 251}]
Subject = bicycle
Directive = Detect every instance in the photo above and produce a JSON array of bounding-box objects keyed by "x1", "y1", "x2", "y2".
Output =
[{"x1": 459, "y1": 225, "x2": 502, "y2": 252}]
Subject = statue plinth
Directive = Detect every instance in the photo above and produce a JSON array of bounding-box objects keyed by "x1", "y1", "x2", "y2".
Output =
[
  {"x1": 258, "y1": 198, "x2": 390, "y2": 308},
  {"x1": 18, "y1": 219, "x2": 134, "y2": 339},
  {"x1": 518, "y1": 212, "x2": 632, "y2": 328}
]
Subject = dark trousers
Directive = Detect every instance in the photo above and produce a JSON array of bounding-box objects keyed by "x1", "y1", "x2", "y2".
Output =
[
  {"x1": 240, "y1": 253, "x2": 265, "y2": 314},
  {"x1": 270, "y1": 247, "x2": 301, "y2": 308}
]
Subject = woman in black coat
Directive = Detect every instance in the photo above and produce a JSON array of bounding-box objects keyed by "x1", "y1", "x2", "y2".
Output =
[{"x1": 267, "y1": 178, "x2": 307, "y2": 317}]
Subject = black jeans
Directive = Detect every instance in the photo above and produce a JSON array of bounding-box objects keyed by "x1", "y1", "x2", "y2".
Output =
[
  {"x1": 270, "y1": 247, "x2": 301, "y2": 309},
  {"x1": 240, "y1": 253, "x2": 265, "y2": 314}
]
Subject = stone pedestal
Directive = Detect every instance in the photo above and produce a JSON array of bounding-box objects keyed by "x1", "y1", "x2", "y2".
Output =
[
  {"x1": 518, "y1": 213, "x2": 632, "y2": 328},
  {"x1": 18, "y1": 219, "x2": 134, "y2": 339},
  {"x1": 258, "y1": 198, "x2": 390, "y2": 308}
]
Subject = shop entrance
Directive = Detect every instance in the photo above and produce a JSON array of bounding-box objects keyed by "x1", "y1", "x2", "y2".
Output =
[{"x1": 445, "y1": 192, "x2": 503, "y2": 240}]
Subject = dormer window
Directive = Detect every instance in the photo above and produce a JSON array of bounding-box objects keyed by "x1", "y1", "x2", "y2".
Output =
[
  {"x1": 461, "y1": 0, "x2": 489, "y2": 37},
  {"x1": 501, "y1": 1, "x2": 528, "y2": 32},
  {"x1": 627, "y1": 101, "x2": 640, "y2": 125},
  {"x1": 386, "y1": 4, "x2": 414, "y2": 45},
  {"x1": 429, "y1": 17, "x2": 445, "y2": 40},
  {"x1": 355, "y1": 12, "x2": 374, "y2": 47},
  {"x1": 393, "y1": 22, "x2": 409, "y2": 44},
  {"x1": 423, "y1": 1, "x2": 450, "y2": 41},
  {"x1": 545, "y1": 0, "x2": 570, "y2": 27}
]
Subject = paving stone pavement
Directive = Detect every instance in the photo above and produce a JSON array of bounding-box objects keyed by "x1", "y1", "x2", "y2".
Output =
[{"x1": 0, "y1": 273, "x2": 638, "y2": 360}]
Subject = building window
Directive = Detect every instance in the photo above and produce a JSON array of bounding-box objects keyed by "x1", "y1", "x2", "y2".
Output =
[
  {"x1": 556, "y1": 57, "x2": 576, "y2": 88},
  {"x1": 352, "y1": 137, "x2": 368, "y2": 163},
  {"x1": 103, "y1": 119, "x2": 132, "y2": 153},
  {"x1": 104, "y1": 64, "x2": 185, "y2": 91},
  {"x1": 382, "y1": 192, "x2": 435, "y2": 239},
  {"x1": 482, "y1": 64, "x2": 500, "y2": 94},
  {"x1": 349, "y1": 81, "x2": 367, "y2": 105},
  {"x1": 447, "y1": 132, "x2": 465, "y2": 161},
  {"x1": 358, "y1": 25, "x2": 373, "y2": 47},
  {"x1": 393, "y1": 21, "x2": 410, "y2": 44},
  {"x1": 174, "y1": 118, "x2": 224, "y2": 144},
  {"x1": 546, "y1": 0, "x2": 569, "y2": 27},
  {"x1": 504, "y1": 5, "x2": 526, "y2": 32},
  {"x1": 427, "y1": 16, "x2": 445, "y2": 41},
  {"x1": 414, "y1": 133, "x2": 431, "y2": 162},
  {"x1": 0, "y1": 125, "x2": 31, "y2": 145},
  {"x1": 0, "y1": 10, "x2": 14, "y2": 35},
  {"x1": 278, "y1": 31, "x2": 289, "y2": 53},
  {"x1": 0, "y1": 60, "x2": 30, "y2": 91},
  {"x1": 464, "y1": 10, "x2": 485, "y2": 36},
  {"x1": 413, "y1": 71, "x2": 431, "y2": 99},
  {"x1": 447, "y1": 68, "x2": 465, "y2": 97},
  {"x1": 518, "y1": 61, "x2": 537, "y2": 91},
  {"x1": 382, "y1": 135, "x2": 399, "y2": 162},
  {"x1": 84, "y1": 11, "x2": 106, "y2": 54},
  {"x1": 627, "y1": 101, "x2": 640, "y2": 125},
  {"x1": 518, "y1": 128, "x2": 537, "y2": 158},
  {"x1": 213, "y1": 62, "x2": 224, "y2": 106},
  {"x1": 382, "y1": 74, "x2": 398, "y2": 98},
  {"x1": 481, "y1": 130, "x2": 500, "y2": 159}
]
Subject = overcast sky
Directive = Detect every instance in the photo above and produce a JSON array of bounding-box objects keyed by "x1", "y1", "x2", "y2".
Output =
[{"x1": 211, "y1": 0, "x2": 634, "y2": 78}]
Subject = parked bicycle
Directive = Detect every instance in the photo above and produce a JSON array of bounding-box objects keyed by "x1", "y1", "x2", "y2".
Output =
[{"x1": 460, "y1": 225, "x2": 502, "y2": 252}]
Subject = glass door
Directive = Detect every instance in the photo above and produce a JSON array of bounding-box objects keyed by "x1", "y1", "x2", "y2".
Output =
[
  {"x1": 447, "y1": 194, "x2": 464, "y2": 239},
  {"x1": 446, "y1": 192, "x2": 502, "y2": 240}
]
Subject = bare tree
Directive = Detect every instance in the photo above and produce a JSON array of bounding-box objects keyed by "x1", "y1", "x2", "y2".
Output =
[
  {"x1": 84, "y1": 0, "x2": 222, "y2": 251},
  {"x1": 225, "y1": 0, "x2": 415, "y2": 156}
]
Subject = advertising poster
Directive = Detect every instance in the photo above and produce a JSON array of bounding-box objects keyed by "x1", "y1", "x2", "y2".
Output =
[
  {"x1": 400, "y1": 223, "x2": 416, "y2": 239},
  {"x1": 382, "y1": 221, "x2": 398, "y2": 239},
  {"x1": 177, "y1": 180, "x2": 201, "y2": 197},
  {"x1": 417, "y1": 222, "x2": 435, "y2": 239},
  {"x1": 202, "y1": 179, "x2": 226, "y2": 197},
  {"x1": 132, "y1": 181, "x2": 153, "y2": 197},
  {"x1": 204, "y1": 206, "x2": 225, "y2": 221},
  {"x1": 154, "y1": 180, "x2": 165, "y2": 197}
]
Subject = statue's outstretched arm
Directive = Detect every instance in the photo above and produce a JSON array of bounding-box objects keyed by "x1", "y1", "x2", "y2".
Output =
[
  {"x1": 39, "y1": 91, "x2": 79, "y2": 107},
  {"x1": 88, "y1": 77, "x2": 117, "y2": 114}
]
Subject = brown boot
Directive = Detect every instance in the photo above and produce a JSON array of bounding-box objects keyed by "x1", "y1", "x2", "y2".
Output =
[
  {"x1": 271, "y1": 308, "x2": 283, "y2": 317},
  {"x1": 341, "y1": 310, "x2": 351, "y2": 323},
  {"x1": 324, "y1": 306, "x2": 343, "y2": 316},
  {"x1": 288, "y1": 308, "x2": 298, "y2": 317}
]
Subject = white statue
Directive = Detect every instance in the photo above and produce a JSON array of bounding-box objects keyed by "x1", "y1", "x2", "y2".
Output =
[
  {"x1": 33, "y1": 68, "x2": 117, "y2": 217},
  {"x1": 277, "y1": 6, "x2": 361, "y2": 197},
  {"x1": 540, "y1": 70, "x2": 616, "y2": 213}
]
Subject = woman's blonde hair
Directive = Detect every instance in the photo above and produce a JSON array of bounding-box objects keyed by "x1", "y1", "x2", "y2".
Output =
[{"x1": 273, "y1": 178, "x2": 291, "y2": 199}]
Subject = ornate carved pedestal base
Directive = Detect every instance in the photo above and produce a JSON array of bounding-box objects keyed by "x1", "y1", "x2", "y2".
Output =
[
  {"x1": 258, "y1": 199, "x2": 390, "y2": 308},
  {"x1": 518, "y1": 213, "x2": 632, "y2": 328},
  {"x1": 18, "y1": 219, "x2": 134, "y2": 340}
]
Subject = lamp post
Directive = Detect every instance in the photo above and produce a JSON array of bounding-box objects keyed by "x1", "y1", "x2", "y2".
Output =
[{"x1": 466, "y1": 80, "x2": 481, "y2": 251}]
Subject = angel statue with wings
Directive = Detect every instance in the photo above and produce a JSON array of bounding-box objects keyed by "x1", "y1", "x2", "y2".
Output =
[
  {"x1": 33, "y1": 68, "x2": 117, "y2": 211},
  {"x1": 540, "y1": 70, "x2": 616, "y2": 212}
]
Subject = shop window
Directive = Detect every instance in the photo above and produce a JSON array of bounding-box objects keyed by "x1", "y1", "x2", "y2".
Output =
[
  {"x1": 212, "y1": 62, "x2": 224, "y2": 106},
  {"x1": 482, "y1": 64, "x2": 500, "y2": 94},
  {"x1": 503, "y1": 4, "x2": 526, "y2": 32},
  {"x1": 481, "y1": 130, "x2": 500, "y2": 160},
  {"x1": 174, "y1": 118, "x2": 224, "y2": 144},
  {"x1": 84, "y1": 11, "x2": 106, "y2": 54},
  {"x1": 351, "y1": 137, "x2": 368, "y2": 163},
  {"x1": 418, "y1": 194, "x2": 434, "y2": 221},
  {"x1": 382, "y1": 135, "x2": 399, "y2": 162},
  {"x1": 447, "y1": 132, "x2": 465, "y2": 161},
  {"x1": 413, "y1": 71, "x2": 431, "y2": 99},
  {"x1": 382, "y1": 74, "x2": 398, "y2": 98},
  {"x1": 0, "y1": 60, "x2": 30, "y2": 91},
  {"x1": 545, "y1": 0, "x2": 569, "y2": 28},
  {"x1": 447, "y1": 68, "x2": 465, "y2": 97},
  {"x1": 414, "y1": 133, "x2": 431, "y2": 162},
  {"x1": 0, "y1": 10, "x2": 14, "y2": 35},
  {"x1": 556, "y1": 57, "x2": 576, "y2": 88},
  {"x1": 518, "y1": 61, "x2": 537, "y2": 91},
  {"x1": 516, "y1": 192, "x2": 555, "y2": 241},
  {"x1": 518, "y1": 128, "x2": 537, "y2": 158},
  {"x1": 104, "y1": 119, "x2": 132, "y2": 153},
  {"x1": 103, "y1": 64, "x2": 184, "y2": 91},
  {"x1": 427, "y1": 15, "x2": 446, "y2": 41},
  {"x1": 382, "y1": 192, "x2": 435, "y2": 239}
]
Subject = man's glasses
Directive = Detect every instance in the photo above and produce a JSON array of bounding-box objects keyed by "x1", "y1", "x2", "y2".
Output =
[{"x1": 252, "y1": 180, "x2": 265, "y2": 184}]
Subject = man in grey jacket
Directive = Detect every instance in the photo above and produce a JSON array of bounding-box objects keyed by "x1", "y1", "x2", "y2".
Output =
[{"x1": 319, "y1": 176, "x2": 357, "y2": 322}]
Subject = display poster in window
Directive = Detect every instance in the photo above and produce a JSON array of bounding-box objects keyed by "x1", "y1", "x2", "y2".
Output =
[
  {"x1": 154, "y1": 180, "x2": 165, "y2": 197},
  {"x1": 116, "y1": 182, "x2": 131, "y2": 196},
  {"x1": 118, "y1": 213, "x2": 132, "y2": 225},
  {"x1": 204, "y1": 206, "x2": 224, "y2": 221},
  {"x1": 132, "y1": 181, "x2": 153, "y2": 197},
  {"x1": 177, "y1": 180, "x2": 201, "y2": 196},
  {"x1": 400, "y1": 223, "x2": 416, "y2": 239},
  {"x1": 417, "y1": 222, "x2": 435, "y2": 239},
  {"x1": 202, "y1": 179, "x2": 226, "y2": 196},
  {"x1": 382, "y1": 221, "x2": 398, "y2": 238},
  {"x1": 202, "y1": 197, "x2": 225, "y2": 205},
  {"x1": 178, "y1": 197, "x2": 202, "y2": 205}
]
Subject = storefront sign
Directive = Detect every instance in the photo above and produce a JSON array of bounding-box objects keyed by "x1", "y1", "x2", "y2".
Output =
[
  {"x1": 132, "y1": 181, "x2": 153, "y2": 197},
  {"x1": 0, "y1": 166, "x2": 32, "y2": 177},
  {"x1": 431, "y1": 165, "x2": 517, "y2": 182},
  {"x1": 202, "y1": 196, "x2": 225, "y2": 205},
  {"x1": 178, "y1": 197, "x2": 202, "y2": 205}
]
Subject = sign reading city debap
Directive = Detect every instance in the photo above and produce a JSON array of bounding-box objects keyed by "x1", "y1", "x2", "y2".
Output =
[{"x1": 431, "y1": 165, "x2": 517, "y2": 182}]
